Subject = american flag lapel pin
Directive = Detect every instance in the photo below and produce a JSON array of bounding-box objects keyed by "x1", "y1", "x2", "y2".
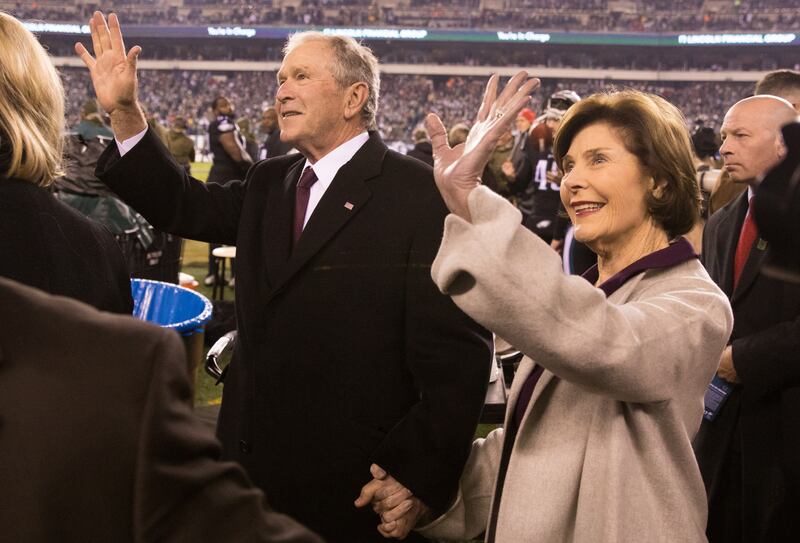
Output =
[{"x1": 344, "y1": 202, "x2": 354, "y2": 211}]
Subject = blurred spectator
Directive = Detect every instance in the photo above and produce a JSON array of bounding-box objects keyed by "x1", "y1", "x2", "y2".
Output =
[
  {"x1": 166, "y1": 116, "x2": 195, "y2": 174},
  {"x1": 406, "y1": 124, "x2": 433, "y2": 166},
  {"x1": 236, "y1": 117, "x2": 260, "y2": 164},
  {"x1": 74, "y1": 99, "x2": 113, "y2": 139},
  {"x1": 501, "y1": 108, "x2": 536, "y2": 200},
  {"x1": 684, "y1": 125, "x2": 722, "y2": 252},
  {"x1": 755, "y1": 68, "x2": 800, "y2": 111},
  {"x1": 141, "y1": 104, "x2": 170, "y2": 145},
  {"x1": 514, "y1": 90, "x2": 580, "y2": 244},
  {"x1": 204, "y1": 95, "x2": 250, "y2": 287},
  {"x1": 259, "y1": 106, "x2": 293, "y2": 159},
  {"x1": 692, "y1": 126, "x2": 722, "y2": 220},
  {"x1": 482, "y1": 128, "x2": 514, "y2": 198},
  {"x1": 448, "y1": 122, "x2": 470, "y2": 146}
]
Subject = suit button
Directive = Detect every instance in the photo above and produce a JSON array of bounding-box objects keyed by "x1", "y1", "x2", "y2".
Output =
[{"x1": 239, "y1": 440, "x2": 250, "y2": 453}]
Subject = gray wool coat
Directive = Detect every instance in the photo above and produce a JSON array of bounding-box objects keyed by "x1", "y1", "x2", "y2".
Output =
[{"x1": 419, "y1": 187, "x2": 733, "y2": 543}]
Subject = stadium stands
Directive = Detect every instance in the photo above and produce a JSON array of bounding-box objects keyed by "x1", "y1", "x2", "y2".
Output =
[
  {"x1": 5, "y1": 0, "x2": 794, "y2": 144},
  {"x1": 3, "y1": 0, "x2": 798, "y2": 31},
  {"x1": 59, "y1": 67, "x2": 751, "y2": 142}
]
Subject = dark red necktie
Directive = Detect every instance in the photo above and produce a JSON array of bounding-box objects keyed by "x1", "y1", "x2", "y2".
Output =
[
  {"x1": 733, "y1": 197, "x2": 757, "y2": 290},
  {"x1": 293, "y1": 166, "x2": 318, "y2": 246}
]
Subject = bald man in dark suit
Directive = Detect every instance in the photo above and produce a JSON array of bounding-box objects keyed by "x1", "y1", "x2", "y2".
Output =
[{"x1": 694, "y1": 96, "x2": 800, "y2": 543}]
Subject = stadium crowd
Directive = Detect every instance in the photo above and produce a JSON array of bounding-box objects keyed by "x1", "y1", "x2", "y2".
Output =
[
  {"x1": 3, "y1": 0, "x2": 799, "y2": 31},
  {"x1": 61, "y1": 67, "x2": 752, "y2": 143},
  {"x1": 39, "y1": 35, "x2": 797, "y2": 72}
]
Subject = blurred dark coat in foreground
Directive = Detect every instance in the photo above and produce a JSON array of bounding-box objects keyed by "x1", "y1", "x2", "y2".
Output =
[
  {"x1": 0, "y1": 277, "x2": 323, "y2": 543},
  {"x1": 0, "y1": 175, "x2": 132, "y2": 314}
]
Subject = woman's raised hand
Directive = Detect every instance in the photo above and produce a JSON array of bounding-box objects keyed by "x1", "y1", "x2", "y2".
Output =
[{"x1": 425, "y1": 72, "x2": 540, "y2": 221}]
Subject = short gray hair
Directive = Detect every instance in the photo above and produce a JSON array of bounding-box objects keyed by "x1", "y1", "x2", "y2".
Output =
[{"x1": 283, "y1": 32, "x2": 380, "y2": 129}]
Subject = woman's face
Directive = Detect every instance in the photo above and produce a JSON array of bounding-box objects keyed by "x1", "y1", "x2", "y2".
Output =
[{"x1": 559, "y1": 122, "x2": 657, "y2": 254}]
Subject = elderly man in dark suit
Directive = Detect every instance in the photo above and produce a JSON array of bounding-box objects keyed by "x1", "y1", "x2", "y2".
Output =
[
  {"x1": 75, "y1": 12, "x2": 492, "y2": 543},
  {"x1": 694, "y1": 95, "x2": 800, "y2": 543},
  {"x1": 0, "y1": 277, "x2": 322, "y2": 543}
]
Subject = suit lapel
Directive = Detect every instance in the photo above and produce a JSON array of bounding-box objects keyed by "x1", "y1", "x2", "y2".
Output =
[
  {"x1": 732, "y1": 230, "x2": 769, "y2": 304},
  {"x1": 263, "y1": 158, "x2": 304, "y2": 288},
  {"x1": 266, "y1": 135, "x2": 386, "y2": 301}
]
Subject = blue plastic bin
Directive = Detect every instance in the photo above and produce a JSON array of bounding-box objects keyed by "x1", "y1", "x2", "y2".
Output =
[
  {"x1": 131, "y1": 278, "x2": 212, "y2": 336},
  {"x1": 131, "y1": 279, "x2": 213, "y2": 386}
]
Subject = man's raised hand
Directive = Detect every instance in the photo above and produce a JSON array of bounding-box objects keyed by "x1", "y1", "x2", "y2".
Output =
[{"x1": 75, "y1": 12, "x2": 146, "y2": 139}]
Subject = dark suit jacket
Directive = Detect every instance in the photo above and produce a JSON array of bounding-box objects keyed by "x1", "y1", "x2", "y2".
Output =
[
  {"x1": 0, "y1": 277, "x2": 322, "y2": 543},
  {"x1": 694, "y1": 191, "x2": 800, "y2": 542},
  {"x1": 0, "y1": 176, "x2": 132, "y2": 314},
  {"x1": 97, "y1": 129, "x2": 493, "y2": 542},
  {"x1": 406, "y1": 141, "x2": 433, "y2": 167},
  {"x1": 262, "y1": 129, "x2": 294, "y2": 159}
]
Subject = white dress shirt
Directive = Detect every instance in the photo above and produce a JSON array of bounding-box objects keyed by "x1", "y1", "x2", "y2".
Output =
[
  {"x1": 299, "y1": 132, "x2": 369, "y2": 229},
  {"x1": 116, "y1": 128, "x2": 369, "y2": 231},
  {"x1": 116, "y1": 128, "x2": 148, "y2": 156}
]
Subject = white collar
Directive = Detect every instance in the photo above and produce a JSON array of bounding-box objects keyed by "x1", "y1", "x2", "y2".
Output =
[
  {"x1": 298, "y1": 132, "x2": 370, "y2": 229},
  {"x1": 302, "y1": 132, "x2": 369, "y2": 188}
]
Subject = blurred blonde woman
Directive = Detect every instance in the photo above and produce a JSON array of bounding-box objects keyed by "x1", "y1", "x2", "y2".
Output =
[{"x1": 0, "y1": 12, "x2": 131, "y2": 312}]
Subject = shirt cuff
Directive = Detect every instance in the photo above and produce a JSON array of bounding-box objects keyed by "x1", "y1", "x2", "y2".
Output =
[{"x1": 115, "y1": 127, "x2": 148, "y2": 157}]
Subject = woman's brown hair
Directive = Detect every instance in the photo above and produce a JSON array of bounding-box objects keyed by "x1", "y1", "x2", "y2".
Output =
[{"x1": 554, "y1": 90, "x2": 700, "y2": 238}]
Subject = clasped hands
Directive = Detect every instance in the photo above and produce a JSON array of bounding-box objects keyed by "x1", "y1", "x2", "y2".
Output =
[{"x1": 355, "y1": 464, "x2": 430, "y2": 539}]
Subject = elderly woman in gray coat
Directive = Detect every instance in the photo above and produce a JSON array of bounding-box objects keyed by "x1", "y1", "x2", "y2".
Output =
[{"x1": 357, "y1": 74, "x2": 733, "y2": 542}]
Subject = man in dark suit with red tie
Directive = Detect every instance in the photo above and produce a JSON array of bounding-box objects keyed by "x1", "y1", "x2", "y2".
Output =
[
  {"x1": 75, "y1": 13, "x2": 492, "y2": 543},
  {"x1": 694, "y1": 95, "x2": 800, "y2": 543}
]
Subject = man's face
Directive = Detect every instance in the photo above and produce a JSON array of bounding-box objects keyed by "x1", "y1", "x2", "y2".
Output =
[
  {"x1": 214, "y1": 97, "x2": 233, "y2": 116},
  {"x1": 261, "y1": 108, "x2": 278, "y2": 133},
  {"x1": 545, "y1": 116, "x2": 561, "y2": 132},
  {"x1": 515, "y1": 116, "x2": 531, "y2": 133},
  {"x1": 720, "y1": 100, "x2": 785, "y2": 186},
  {"x1": 275, "y1": 40, "x2": 350, "y2": 159}
]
